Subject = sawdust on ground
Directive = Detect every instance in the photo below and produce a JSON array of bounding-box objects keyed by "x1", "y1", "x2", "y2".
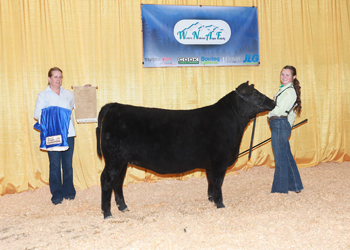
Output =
[{"x1": 1, "y1": 162, "x2": 349, "y2": 250}]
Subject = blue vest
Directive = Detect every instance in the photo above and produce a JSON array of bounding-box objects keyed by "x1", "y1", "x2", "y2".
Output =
[{"x1": 34, "y1": 106, "x2": 72, "y2": 151}]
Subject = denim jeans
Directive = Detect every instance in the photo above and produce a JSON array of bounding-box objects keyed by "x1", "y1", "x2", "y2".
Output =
[
  {"x1": 269, "y1": 118, "x2": 303, "y2": 193},
  {"x1": 48, "y1": 137, "x2": 76, "y2": 204}
]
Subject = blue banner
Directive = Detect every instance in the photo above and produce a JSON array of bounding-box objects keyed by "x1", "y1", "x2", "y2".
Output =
[{"x1": 141, "y1": 5, "x2": 260, "y2": 67}]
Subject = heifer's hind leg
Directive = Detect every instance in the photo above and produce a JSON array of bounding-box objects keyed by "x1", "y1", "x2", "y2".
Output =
[
  {"x1": 101, "y1": 168, "x2": 114, "y2": 219},
  {"x1": 113, "y1": 164, "x2": 129, "y2": 212},
  {"x1": 206, "y1": 169, "x2": 214, "y2": 203}
]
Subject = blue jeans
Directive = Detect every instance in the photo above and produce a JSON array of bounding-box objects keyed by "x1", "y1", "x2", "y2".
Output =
[
  {"x1": 48, "y1": 137, "x2": 76, "y2": 204},
  {"x1": 269, "y1": 118, "x2": 303, "y2": 193}
]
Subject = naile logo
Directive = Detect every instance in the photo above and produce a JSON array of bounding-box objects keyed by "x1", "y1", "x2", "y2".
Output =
[{"x1": 174, "y1": 20, "x2": 231, "y2": 45}]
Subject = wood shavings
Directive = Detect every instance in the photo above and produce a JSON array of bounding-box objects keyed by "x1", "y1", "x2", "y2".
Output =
[{"x1": 0, "y1": 162, "x2": 349, "y2": 249}]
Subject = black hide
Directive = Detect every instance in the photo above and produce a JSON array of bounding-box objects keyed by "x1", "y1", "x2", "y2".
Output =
[{"x1": 96, "y1": 81, "x2": 275, "y2": 219}]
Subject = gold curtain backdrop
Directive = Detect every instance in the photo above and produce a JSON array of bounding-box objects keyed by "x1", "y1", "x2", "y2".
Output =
[{"x1": 0, "y1": 0, "x2": 349, "y2": 195}]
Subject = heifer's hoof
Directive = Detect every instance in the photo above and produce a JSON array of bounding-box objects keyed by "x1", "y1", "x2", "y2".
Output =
[
  {"x1": 216, "y1": 203, "x2": 225, "y2": 209},
  {"x1": 121, "y1": 207, "x2": 129, "y2": 212},
  {"x1": 104, "y1": 215, "x2": 115, "y2": 220},
  {"x1": 208, "y1": 196, "x2": 214, "y2": 203},
  {"x1": 117, "y1": 204, "x2": 129, "y2": 212},
  {"x1": 103, "y1": 211, "x2": 113, "y2": 219}
]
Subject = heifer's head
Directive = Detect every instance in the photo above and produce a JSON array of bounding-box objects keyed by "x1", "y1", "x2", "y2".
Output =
[{"x1": 235, "y1": 81, "x2": 275, "y2": 118}]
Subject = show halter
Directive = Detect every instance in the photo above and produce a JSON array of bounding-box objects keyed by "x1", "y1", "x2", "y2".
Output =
[{"x1": 235, "y1": 88, "x2": 267, "y2": 111}]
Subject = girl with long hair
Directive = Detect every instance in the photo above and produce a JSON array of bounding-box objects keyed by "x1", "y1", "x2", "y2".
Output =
[{"x1": 268, "y1": 65, "x2": 304, "y2": 193}]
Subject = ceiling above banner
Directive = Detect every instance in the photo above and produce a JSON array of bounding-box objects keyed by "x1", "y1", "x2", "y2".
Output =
[{"x1": 141, "y1": 5, "x2": 260, "y2": 68}]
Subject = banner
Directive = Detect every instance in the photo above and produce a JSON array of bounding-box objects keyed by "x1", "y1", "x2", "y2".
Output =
[{"x1": 141, "y1": 5, "x2": 259, "y2": 67}]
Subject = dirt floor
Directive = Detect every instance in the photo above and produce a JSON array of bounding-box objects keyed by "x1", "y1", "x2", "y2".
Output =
[{"x1": 1, "y1": 162, "x2": 350, "y2": 250}]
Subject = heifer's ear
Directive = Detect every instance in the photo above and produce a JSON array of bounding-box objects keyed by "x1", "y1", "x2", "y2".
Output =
[
  {"x1": 248, "y1": 84, "x2": 256, "y2": 94},
  {"x1": 236, "y1": 82, "x2": 247, "y2": 95},
  {"x1": 238, "y1": 81, "x2": 249, "y2": 91}
]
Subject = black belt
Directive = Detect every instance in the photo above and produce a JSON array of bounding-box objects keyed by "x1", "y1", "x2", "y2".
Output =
[{"x1": 268, "y1": 116, "x2": 287, "y2": 122}]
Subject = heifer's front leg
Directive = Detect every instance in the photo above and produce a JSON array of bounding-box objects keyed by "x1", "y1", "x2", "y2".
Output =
[
  {"x1": 113, "y1": 164, "x2": 129, "y2": 212},
  {"x1": 101, "y1": 168, "x2": 114, "y2": 219},
  {"x1": 212, "y1": 168, "x2": 227, "y2": 209},
  {"x1": 206, "y1": 168, "x2": 214, "y2": 203}
]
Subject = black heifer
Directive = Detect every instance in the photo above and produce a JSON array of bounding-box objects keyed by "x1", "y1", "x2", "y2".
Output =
[{"x1": 96, "y1": 81, "x2": 275, "y2": 219}]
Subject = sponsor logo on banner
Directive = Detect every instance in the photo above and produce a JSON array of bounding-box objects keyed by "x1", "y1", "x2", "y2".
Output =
[
  {"x1": 222, "y1": 56, "x2": 241, "y2": 64},
  {"x1": 200, "y1": 56, "x2": 220, "y2": 65},
  {"x1": 178, "y1": 57, "x2": 199, "y2": 64},
  {"x1": 243, "y1": 54, "x2": 259, "y2": 64},
  {"x1": 161, "y1": 57, "x2": 176, "y2": 65},
  {"x1": 174, "y1": 20, "x2": 231, "y2": 45},
  {"x1": 144, "y1": 57, "x2": 161, "y2": 63}
]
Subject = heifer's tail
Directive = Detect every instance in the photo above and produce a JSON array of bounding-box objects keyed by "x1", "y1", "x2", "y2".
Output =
[{"x1": 96, "y1": 103, "x2": 113, "y2": 159}]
